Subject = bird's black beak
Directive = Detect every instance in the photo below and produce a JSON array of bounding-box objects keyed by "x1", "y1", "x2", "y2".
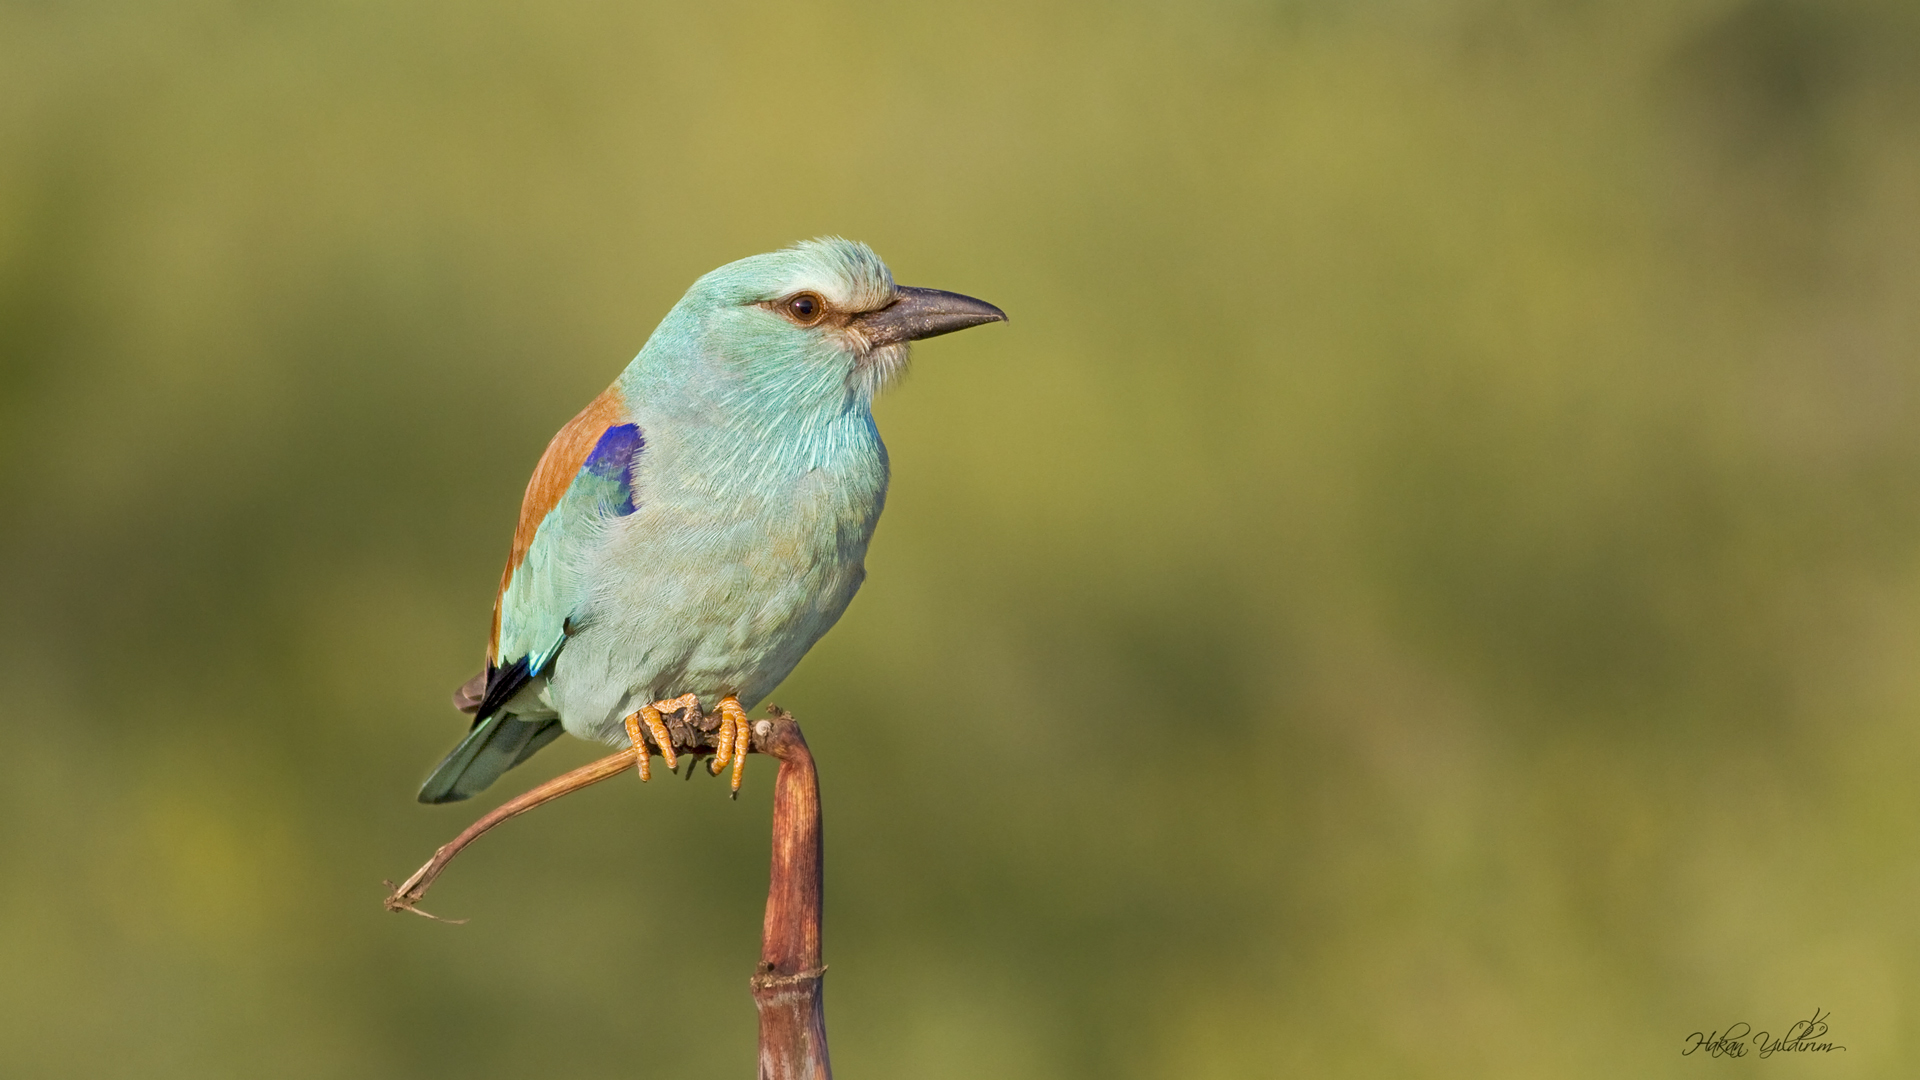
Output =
[{"x1": 853, "y1": 286, "x2": 1007, "y2": 347}]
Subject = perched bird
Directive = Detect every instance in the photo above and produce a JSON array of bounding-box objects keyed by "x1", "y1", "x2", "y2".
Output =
[{"x1": 419, "y1": 239, "x2": 1005, "y2": 803}]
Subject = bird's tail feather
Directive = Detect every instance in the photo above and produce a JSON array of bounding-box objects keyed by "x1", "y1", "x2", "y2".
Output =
[{"x1": 417, "y1": 715, "x2": 564, "y2": 804}]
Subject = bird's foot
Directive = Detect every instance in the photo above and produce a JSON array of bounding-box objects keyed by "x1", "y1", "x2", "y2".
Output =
[
  {"x1": 620, "y1": 694, "x2": 698, "y2": 780},
  {"x1": 707, "y1": 696, "x2": 753, "y2": 797}
]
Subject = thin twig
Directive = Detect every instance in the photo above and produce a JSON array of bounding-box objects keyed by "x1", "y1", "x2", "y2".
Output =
[
  {"x1": 384, "y1": 708, "x2": 831, "y2": 1076},
  {"x1": 383, "y1": 705, "x2": 777, "y2": 920}
]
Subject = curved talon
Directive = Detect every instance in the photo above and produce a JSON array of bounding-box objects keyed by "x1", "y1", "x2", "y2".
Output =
[
  {"x1": 719, "y1": 697, "x2": 751, "y2": 795},
  {"x1": 640, "y1": 705, "x2": 677, "y2": 773},
  {"x1": 730, "y1": 715, "x2": 750, "y2": 795},
  {"x1": 621, "y1": 710, "x2": 653, "y2": 781}
]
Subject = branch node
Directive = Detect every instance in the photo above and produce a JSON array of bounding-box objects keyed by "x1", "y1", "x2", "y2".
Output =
[{"x1": 750, "y1": 965, "x2": 827, "y2": 990}]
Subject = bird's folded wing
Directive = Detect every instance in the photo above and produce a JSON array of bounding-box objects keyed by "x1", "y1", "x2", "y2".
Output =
[
  {"x1": 485, "y1": 386, "x2": 645, "y2": 705},
  {"x1": 422, "y1": 387, "x2": 643, "y2": 803}
]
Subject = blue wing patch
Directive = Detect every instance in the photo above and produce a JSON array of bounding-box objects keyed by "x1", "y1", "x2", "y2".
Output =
[{"x1": 579, "y1": 424, "x2": 642, "y2": 516}]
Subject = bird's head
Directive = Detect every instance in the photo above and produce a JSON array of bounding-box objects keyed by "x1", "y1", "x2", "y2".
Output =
[{"x1": 652, "y1": 238, "x2": 1006, "y2": 409}]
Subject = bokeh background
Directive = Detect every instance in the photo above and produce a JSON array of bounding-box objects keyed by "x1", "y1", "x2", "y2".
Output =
[{"x1": 4, "y1": 0, "x2": 1918, "y2": 1076}]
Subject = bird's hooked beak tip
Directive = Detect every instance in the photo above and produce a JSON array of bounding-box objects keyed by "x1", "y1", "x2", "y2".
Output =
[{"x1": 852, "y1": 286, "x2": 1008, "y2": 348}]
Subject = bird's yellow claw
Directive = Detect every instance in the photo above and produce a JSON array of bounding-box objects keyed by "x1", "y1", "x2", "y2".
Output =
[
  {"x1": 622, "y1": 710, "x2": 653, "y2": 781},
  {"x1": 708, "y1": 712, "x2": 734, "y2": 776},
  {"x1": 624, "y1": 693, "x2": 744, "y2": 792},
  {"x1": 622, "y1": 694, "x2": 699, "y2": 780},
  {"x1": 730, "y1": 708, "x2": 750, "y2": 794},
  {"x1": 709, "y1": 696, "x2": 752, "y2": 794}
]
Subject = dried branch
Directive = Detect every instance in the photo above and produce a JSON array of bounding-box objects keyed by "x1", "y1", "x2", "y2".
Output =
[
  {"x1": 752, "y1": 720, "x2": 830, "y2": 1080},
  {"x1": 383, "y1": 706, "x2": 834, "y2": 1078},
  {"x1": 383, "y1": 703, "x2": 781, "y2": 920}
]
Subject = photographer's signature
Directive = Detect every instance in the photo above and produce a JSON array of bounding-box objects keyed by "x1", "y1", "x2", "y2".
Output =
[{"x1": 1684, "y1": 1008, "x2": 1845, "y2": 1058}]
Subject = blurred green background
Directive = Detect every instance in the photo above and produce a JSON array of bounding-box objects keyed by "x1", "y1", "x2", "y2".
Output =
[{"x1": 3, "y1": 0, "x2": 1918, "y2": 1076}]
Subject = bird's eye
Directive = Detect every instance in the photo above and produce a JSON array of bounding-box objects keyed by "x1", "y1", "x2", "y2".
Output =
[{"x1": 785, "y1": 292, "x2": 825, "y2": 325}]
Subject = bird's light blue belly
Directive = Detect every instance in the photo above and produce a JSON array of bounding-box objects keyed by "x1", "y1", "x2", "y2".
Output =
[{"x1": 545, "y1": 464, "x2": 879, "y2": 745}]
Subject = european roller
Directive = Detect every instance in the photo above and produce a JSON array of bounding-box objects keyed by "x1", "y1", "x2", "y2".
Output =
[{"x1": 419, "y1": 239, "x2": 1005, "y2": 803}]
